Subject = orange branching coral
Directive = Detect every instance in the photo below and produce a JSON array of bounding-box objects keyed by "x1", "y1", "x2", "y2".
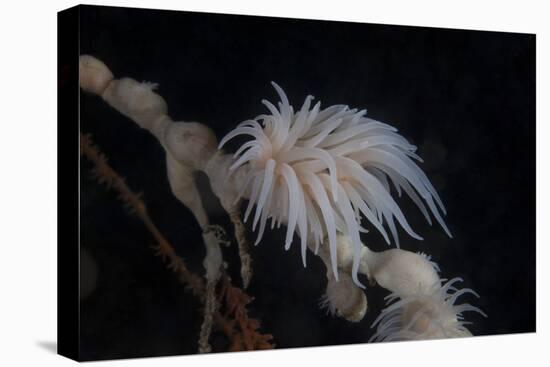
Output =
[
  {"x1": 218, "y1": 275, "x2": 274, "y2": 351},
  {"x1": 80, "y1": 132, "x2": 205, "y2": 296},
  {"x1": 80, "y1": 132, "x2": 274, "y2": 351}
]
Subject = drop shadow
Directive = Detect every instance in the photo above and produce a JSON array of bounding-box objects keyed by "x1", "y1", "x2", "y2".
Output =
[{"x1": 36, "y1": 341, "x2": 57, "y2": 354}]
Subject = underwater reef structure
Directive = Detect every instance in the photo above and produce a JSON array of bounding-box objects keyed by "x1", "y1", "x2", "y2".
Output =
[{"x1": 79, "y1": 54, "x2": 485, "y2": 351}]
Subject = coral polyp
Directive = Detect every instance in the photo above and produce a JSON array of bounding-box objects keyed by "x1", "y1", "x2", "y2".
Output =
[
  {"x1": 220, "y1": 82, "x2": 451, "y2": 287},
  {"x1": 370, "y1": 278, "x2": 486, "y2": 342}
]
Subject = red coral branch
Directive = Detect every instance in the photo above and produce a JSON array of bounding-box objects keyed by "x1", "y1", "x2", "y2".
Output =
[{"x1": 219, "y1": 275, "x2": 274, "y2": 351}]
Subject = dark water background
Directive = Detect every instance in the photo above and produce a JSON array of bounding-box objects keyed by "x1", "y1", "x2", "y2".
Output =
[{"x1": 78, "y1": 5, "x2": 535, "y2": 361}]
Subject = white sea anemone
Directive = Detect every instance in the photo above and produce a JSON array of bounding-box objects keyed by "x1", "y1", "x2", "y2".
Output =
[
  {"x1": 370, "y1": 278, "x2": 486, "y2": 342},
  {"x1": 219, "y1": 82, "x2": 451, "y2": 287}
]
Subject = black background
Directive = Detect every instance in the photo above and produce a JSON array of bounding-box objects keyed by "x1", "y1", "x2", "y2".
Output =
[{"x1": 78, "y1": 5, "x2": 535, "y2": 361}]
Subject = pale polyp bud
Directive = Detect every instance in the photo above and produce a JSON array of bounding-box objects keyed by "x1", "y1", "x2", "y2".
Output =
[
  {"x1": 79, "y1": 55, "x2": 113, "y2": 95},
  {"x1": 363, "y1": 247, "x2": 440, "y2": 297},
  {"x1": 102, "y1": 78, "x2": 168, "y2": 130},
  {"x1": 320, "y1": 271, "x2": 367, "y2": 322},
  {"x1": 165, "y1": 122, "x2": 218, "y2": 171}
]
